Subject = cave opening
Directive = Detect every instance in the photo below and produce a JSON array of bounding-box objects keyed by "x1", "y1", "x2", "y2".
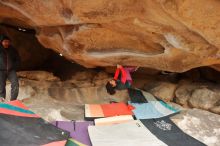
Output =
[{"x1": 0, "y1": 22, "x2": 89, "y2": 81}]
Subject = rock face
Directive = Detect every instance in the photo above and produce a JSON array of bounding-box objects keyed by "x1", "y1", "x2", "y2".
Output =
[
  {"x1": 4, "y1": 71, "x2": 128, "y2": 121},
  {"x1": 189, "y1": 88, "x2": 220, "y2": 110},
  {"x1": 144, "y1": 81, "x2": 177, "y2": 102},
  {"x1": 143, "y1": 79, "x2": 220, "y2": 114},
  {"x1": 171, "y1": 109, "x2": 220, "y2": 146},
  {"x1": 175, "y1": 81, "x2": 220, "y2": 114},
  {"x1": 1, "y1": 0, "x2": 220, "y2": 71},
  {"x1": 17, "y1": 71, "x2": 60, "y2": 81}
]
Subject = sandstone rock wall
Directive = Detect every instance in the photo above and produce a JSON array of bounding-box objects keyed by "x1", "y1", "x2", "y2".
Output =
[{"x1": 1, "y1": 0, "x2": 220, "y2": 72}]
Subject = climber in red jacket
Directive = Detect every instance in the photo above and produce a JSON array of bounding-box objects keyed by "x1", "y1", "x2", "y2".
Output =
[{"x1": 106, "y1": 65, "x2": 138, "y2": 95}]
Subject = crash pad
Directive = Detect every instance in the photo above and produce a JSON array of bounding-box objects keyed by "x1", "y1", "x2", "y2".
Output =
[
  {"x1": 129, "y1": 101, "x2": 179, "y2": 119},
  {"x1": 0, "y1": 100, "x2": 69, "y2": 146},
  {"x1": 52, "y1": 121, "x2": 94, "y2": 146},
  {"x1": 95, "y1": 115, "x2": 134, "y2": 126}
]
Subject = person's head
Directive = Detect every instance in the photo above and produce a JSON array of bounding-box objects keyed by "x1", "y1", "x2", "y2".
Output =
[
  {"x1": 0, "y1": 35, "x2": 11, "y2": 49},
  {"x1": 106, "y1": 79, "x2": 117, "y2": 95},
  {"x1": 109, "y1": 79, "x2": 117, "y2": 87}
]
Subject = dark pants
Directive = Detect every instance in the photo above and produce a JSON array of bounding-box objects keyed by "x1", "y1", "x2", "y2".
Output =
[{"x1": 0, "y1": 70, "x2": 19, "y2": 101}]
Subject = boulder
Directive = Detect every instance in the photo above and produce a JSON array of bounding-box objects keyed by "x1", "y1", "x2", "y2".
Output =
[
  {"x1": 189, "y1": 88, "x2": 220, "y2": 110},
  {"x1": 17, "y1": 71, "x2": 60, "y2": 81},
  {"x1": 144, "y1": 81, "x2": 177, "y2": 102},
  {"x1": 175, "y1": 81, "x2": 220, "y2": 112},
  {"x1": 171, "y1": 109, "x2": 220, "y2": 146},
  {"x1": 175, "y1": 82, "x2": 199, "y2": 106}
]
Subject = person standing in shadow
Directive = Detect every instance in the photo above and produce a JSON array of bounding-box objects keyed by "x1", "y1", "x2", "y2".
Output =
[{"x1": 0, "y1": 35, "x2": 21, "y2": 102}]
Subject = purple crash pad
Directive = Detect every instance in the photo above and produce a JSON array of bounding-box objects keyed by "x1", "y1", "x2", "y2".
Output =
[{"x1": 52, "y1": 121, "x2": 94, "y2": 146}]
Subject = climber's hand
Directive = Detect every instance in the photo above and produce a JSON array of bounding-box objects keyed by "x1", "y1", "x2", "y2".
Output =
[
  {"x1": 135, "y1": 66, "x2": 139, "y2": 71},
  {"x1": 117, "y1": 64, "x2": 122, "y2": 68}
]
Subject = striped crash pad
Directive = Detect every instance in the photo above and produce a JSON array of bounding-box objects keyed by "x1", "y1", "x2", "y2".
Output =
[
  {"x1": 52, "y1": 121, "x2": 94, "y2": 146},
  {"x1": 88, "y1": 117, "x2": 205, "y2": 146},
  {"x1": 65, "y1": 138, "x2": 87, "y2": 146},
  {"x1": 85, "y1": 102, "x2": 133, "y2": 120},
  {"x1": 0, "y1": 100, "x2": 69, "y2": 146},
  {"x1": 128, "y1": 101, "x2": 179, "y2": 119}
]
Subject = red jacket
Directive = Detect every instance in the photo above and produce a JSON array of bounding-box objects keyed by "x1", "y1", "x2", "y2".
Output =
[
  {"x1": 114, "y1": 66, "x2": 127, "y2": 84},
  {"x1": 114, "y1": 66, "x2": 137, "y2": 84}
]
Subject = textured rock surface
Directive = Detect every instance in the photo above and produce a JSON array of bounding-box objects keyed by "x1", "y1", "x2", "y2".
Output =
[
  {"x1": 175, "y1": 81, "x2": 220, "y2": 114},
  {"x1": 1, "y1": 0, "x2": 220, "y2": 71},
  {"x1": 142, "y1": 79, "x2": 220, "y2": 114},
  {"x1": 175, "y1": 81, "x2": 198, "y2": 106},
  {"x1": 172, "y1": 109, "x2": 220, "y2": 146},
  {"x1": 17, "y1": 71, "x2": 60, "y2": 81},
  {"x1": 144, "y1": 81, "x2": 177, "y2": 102},
  {"x1": 3, "y1": 71, "x2": 128, "y2": 121},
  {"x1": 189, "y1": 88, "x2": 220, "y2": 110}
]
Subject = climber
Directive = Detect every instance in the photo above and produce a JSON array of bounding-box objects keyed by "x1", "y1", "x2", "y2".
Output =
[
  {"x1": 0, "y1": 35, "x2": 21, "y2": 102},
  {"x1": 106, "y1": 64, "x2": 138, "y2": 95}
]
